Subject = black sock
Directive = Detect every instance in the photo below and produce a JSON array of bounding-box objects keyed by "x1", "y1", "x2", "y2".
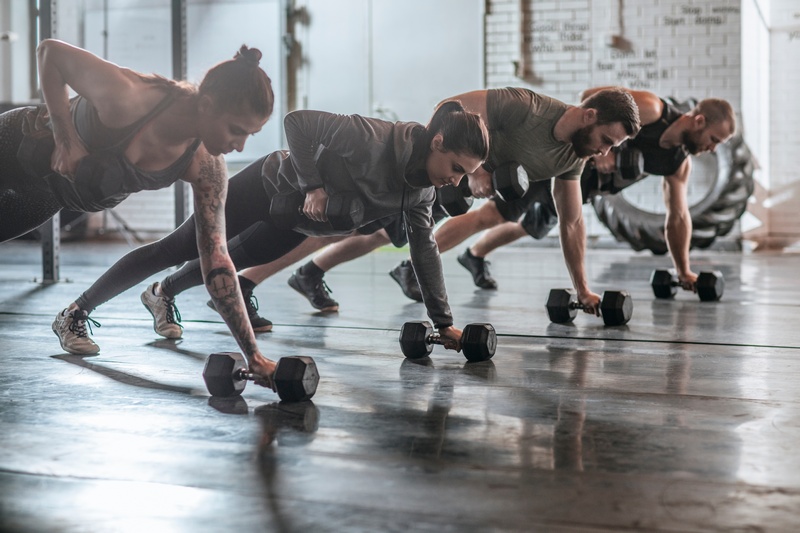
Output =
[
  {"x1": 238, "y1": 275, "x2": 257, "y2": 293},
  {"x1": 299, "y1": 260, "x2": 325, "y2": 278}
]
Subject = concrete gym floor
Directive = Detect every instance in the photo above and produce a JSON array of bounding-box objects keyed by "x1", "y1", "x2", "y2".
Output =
[{"x1": 1, "y1": 238, "x2": 799, "y2": 532}]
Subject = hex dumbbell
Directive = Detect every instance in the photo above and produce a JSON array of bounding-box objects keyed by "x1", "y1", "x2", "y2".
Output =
[
  {"x1": 590, "y1": 146, "x2": 646, "y2": 193},
  {"x1": 437, "y1": 162, "x2": 530, "y2": 216},
  {"x1": 399, "y1": 321, "x2": 497, "y2": 362},
  {"x1": 650, "y1": 269, "x2": 724, "y2": 301},
  {"x1": 203, "y1": 352, "x2": 319, "y2": 402},
  {"x1": 269, "y1": 190, "x2": 364, "y2": 231},
  {"x1": 545, "y1": 288, "x2": 633, "y2": 326},
  {"x1": 605, "y1": 147, "x2": 645, "y2": 182},
  {"x1": 491, "y1": 161, "x2": 530, "y2": 201},
  {"x1": 436, "y1": 178, "x2": 474, "y2": 216}
]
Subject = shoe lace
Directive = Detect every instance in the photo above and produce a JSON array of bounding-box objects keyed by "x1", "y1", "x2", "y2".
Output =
[
  {"x1": 245, "y1": 292, "x2": 260, "y2": 317},
  {"x1": 69, "y1": 312, "x2": 101, "y2": 338},
  {"x1": 317, "y1": 280, "x2": 333, "y2": 297},
  {"x1": 164, "y1": 297, "x2": 182, "y2": 325}
]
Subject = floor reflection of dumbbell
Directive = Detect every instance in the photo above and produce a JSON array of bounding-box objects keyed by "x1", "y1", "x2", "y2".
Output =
[
  {"x1": 203, "y1": 352, "x2": 320, "y2": 402},
  {"x1": 545, "y1": 288, "x2": 633, "y2": 326},
  {"x1": 269, "y1": 189, "x2": 364, "y2": 231},
  {"x1": 650, "y1": 269, "x2": 724, "y2": 301},
  {"x1": 399, "y1": 321, "x2": 497, "y2": 362}
]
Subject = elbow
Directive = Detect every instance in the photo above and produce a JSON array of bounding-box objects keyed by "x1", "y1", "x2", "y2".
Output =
[{"x1": 36, "y1": 39, "x2": 58, "y2": 63}]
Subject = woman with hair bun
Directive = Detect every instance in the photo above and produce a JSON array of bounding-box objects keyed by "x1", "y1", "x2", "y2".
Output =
[{"x1": 0, "y1": 39, "x2": 275, "y2": 376}]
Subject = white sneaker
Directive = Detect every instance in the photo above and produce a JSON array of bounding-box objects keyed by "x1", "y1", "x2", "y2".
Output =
[
  {"x1": 140, "y1": 282, "x2": 183, "y2": 339},
  {"x1": 52, "y1": 308, "x2": 101, "y2": 355}
]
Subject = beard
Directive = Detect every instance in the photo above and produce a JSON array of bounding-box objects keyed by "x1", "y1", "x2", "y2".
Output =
[
  {"x1": 681, "y1": 130, "x2": 702, "y2": 154},
  {"x1": 570, "y1": 125, "x2": 596, "y2": 158}
]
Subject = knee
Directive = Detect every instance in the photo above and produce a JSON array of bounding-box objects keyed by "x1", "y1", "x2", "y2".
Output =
[
  {"x1": 475, "y1": 202, "x2": 506, "y2": 229},
  {"x1": 374, "y1": 229, "x2": 392, "y2": 246}
]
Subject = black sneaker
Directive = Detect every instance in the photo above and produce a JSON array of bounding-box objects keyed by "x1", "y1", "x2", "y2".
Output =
[
  {"x1": 287, "y1": 270, "x2": 339, "y2": 312},
  {"x1": 457, "y1": 249, "x2": 498, "y2": 289},
  {"x1": 207, "y1": 289, "x2": 273, "y2": 332},
  {"x1": 389, "y1": 260, "x2": 423, "y2": 302}
]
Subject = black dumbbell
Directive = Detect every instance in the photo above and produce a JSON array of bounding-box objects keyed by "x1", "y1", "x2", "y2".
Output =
[
  {"x1": 436, "y1": 177, "x2": 474, "y2": 216},
  {"x1": 399, "y1": 321, "x2": 497, "y2": 362},
  {"x1": 492, "y1": 161, "x2": 530, "y2": 201},
  {"x1": 606, "y1": 147, "x2": 645, "y2": 182},
  {"x1": 545, "y1": 288, "x2": 633, "y2": 326},
  {"x1": 269, "y1": 190, "x2": 364, "y2": 231},
  {"x1": 590, "y1": 147, "x2": 645, "y2": 193},
  {"x1": 203, "y1": 352, "x2": 319, "y2": 402},
  {"x1": 650, "y1": 269, "x2": 724, "y2": 301},
  {"x1": 438, "y1": 162, "x2": 531, "y2": 215}
]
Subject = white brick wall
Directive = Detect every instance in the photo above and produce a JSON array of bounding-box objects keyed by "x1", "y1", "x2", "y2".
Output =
[{"x1": 767, "y1": 0, "x2": 800, "y2": 242}]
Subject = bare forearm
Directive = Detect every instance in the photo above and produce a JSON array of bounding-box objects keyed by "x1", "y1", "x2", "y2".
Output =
[
  {"x1": 665, "y1": 214, "x2": 692, "y2": 276},
  {"x1": 559, "y1": 218, "x2": 590, "y2": 295}
]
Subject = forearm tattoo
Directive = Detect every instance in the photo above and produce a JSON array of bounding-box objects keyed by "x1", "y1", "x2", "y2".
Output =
[
  {"x1": 205, "y1": 268, "x2": 259, "y2": 359},
  {"x1": 194, "y1": 156, "x2": 227, "y2": 259},
  {"x1": 194, "y1": 156, "x2": 259, "y2": 360}
]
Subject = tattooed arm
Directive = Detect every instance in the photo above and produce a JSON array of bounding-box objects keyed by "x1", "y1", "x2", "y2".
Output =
[{"x1": 186, "y1": 149, "x2": 277, "y2": 384}]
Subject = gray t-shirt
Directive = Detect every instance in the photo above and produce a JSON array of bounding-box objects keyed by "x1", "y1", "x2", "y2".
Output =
[{"x1": 486, "y1": 88, "x2": 584, "y2": 182}]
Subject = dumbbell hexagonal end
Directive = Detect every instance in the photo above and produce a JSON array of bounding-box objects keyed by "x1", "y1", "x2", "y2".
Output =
[
  {"x1": 600, "y1": 290, "x2": 633, "y2": 326},
  {"x1": 493, "y1": 162, "x2": 530, "y2": 201},
  {"x1": 327, "y1": 194, "x2": 364, "y2": 231},
  {"x1": 697, "y1": 271, "x2": 724, "y2": 302},
  {"x1": 461, "y1": 323, "x2": 497, "y2": 362},
  {"x1": 650, "y1": 269, "x2": 678, "y2": 299},
  {"x1": 203, "y1": 352, "x2": 247, "y2": 397},
  {"x1": 274, "y1": 356, "x2": 319, "y2": 402},
  {"x1": 545, "y1": 288, "x2": 578, "y2": 323},
  {"x1": 399, "y1": 321, "x2": 434, "y2": 359},
  {"x1": 269, "y1": 192, "x2": 304, "y2": 230}
]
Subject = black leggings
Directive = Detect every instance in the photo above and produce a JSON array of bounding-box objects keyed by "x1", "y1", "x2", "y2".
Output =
[
  {"x1": 75, "y1": 157, "x2": 307, "y2": 313},
  {"x1": 0, "y1": 107, "x2": 63, "y2": 243}
]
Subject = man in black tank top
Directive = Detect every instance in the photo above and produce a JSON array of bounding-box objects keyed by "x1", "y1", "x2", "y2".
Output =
[{"x1": 459, "y1": 88, "x2": 737, "y2": 294}]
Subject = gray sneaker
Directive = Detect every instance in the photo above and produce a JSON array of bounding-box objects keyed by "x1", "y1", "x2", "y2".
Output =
[
  {"x1": 52, "y1": 308, "x2": 101, "y2": 355},
  {"x1": 141, "y1": 282, "x2": 183, "y2": 339},
  {"x1": 287, "y1": 270, "x2": 339, "y2": 311},
  {"x1": 389, "y1": 260, "x2": 423, "y2": 302}
]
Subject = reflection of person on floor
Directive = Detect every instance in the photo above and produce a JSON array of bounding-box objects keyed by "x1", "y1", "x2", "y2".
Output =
[
  {"x1": 23, "y1": 39, "x2": 276, "y2": 382},
  {"x1": 53, "y1": 101, "x2": 489, "y2": 387},
  {"x1": 454, "y1": 89, "x2": 736, "y2": 293},
  {"x1": 553, "y1": 350, "x2": 588, "y2": 471},
  {"x1": 203, "y1": 87, "x2": 641, "y2": 325}
]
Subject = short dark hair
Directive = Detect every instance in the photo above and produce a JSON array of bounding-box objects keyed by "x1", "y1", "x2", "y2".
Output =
[
  {"x1": 198, "y1": 45, "x2": 275, "y2": 118},
  {"x1": 426, "y1": 100, "x2": 490, "y2": 161},
  {"x1": 581, "y1": 88, "x2": 641, "y2": 136},
  {"x1": 692, "y1": 98, "x2": 736, "y2": 135}
]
